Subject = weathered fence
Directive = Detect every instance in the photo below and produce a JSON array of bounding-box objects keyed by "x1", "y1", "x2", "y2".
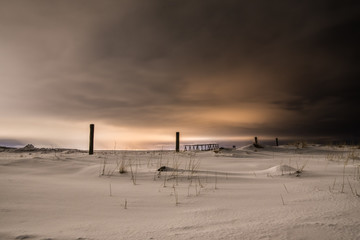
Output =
[{"x1": 184, "y1": 144, "x2": 219, "y2": 151}]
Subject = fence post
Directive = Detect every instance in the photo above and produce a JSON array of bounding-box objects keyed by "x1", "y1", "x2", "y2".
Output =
[
  {"x1": 176, "y1": 132, "x2": 180, "y2": 152},
  {"x1": 89, "y1": 124, "x2": 94, "y2": 155},
  {"x1": 254, "y1": 137, "x2": 258, "y2": 145},
  {"x1": 276, "y1": 138, "x2": 279, "y2": 146}
]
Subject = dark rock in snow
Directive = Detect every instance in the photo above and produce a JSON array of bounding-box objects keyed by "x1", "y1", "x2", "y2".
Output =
[{"x1": 158, "y1": 166, "x2": 169, "y2": 172}]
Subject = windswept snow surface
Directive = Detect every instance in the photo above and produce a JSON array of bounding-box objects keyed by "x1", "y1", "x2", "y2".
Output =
[{"x1": 1, "y1": 145, "x2": 360, "y2": 240}]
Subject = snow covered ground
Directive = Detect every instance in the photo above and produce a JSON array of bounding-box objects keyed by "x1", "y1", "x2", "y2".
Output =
[{"x1": 1, "y1": 144, "x2": 360, "y2": 240}]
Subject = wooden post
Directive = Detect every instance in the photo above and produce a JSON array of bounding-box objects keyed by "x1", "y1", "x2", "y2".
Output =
[
  {"x1": 276, "y1": 138, "x2": 279, "y2": 146},
  {"x1": 89, "y1": 124, "x2": 94, "y2": 155},
  {"x1": 176, "y1": 132, "x2": 180, "y2": 152},
  {"x1": 254, "y1": 137, "x2": 258, "y2": 144}
]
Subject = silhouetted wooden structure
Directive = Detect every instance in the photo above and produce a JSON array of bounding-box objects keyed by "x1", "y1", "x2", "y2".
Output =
[
  {"x1": 176, "y1": 132, "x2": 180, "y2": 152},
  {"x1": 89, "y1": 124, "x2": 94, "y2": 155},
  {"x1": 184, "y1": 144, "x2": 219, "y2": 151}
]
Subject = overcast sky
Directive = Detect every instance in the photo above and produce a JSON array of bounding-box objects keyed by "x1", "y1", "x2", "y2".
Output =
[{"x1": 1, "y1": 1, "x2": 359, "y2": 149}]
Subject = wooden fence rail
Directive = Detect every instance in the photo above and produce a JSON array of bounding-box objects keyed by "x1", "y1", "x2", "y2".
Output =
[{"x1": 184, "y1": 144, "x2": 219, "y2": 151}]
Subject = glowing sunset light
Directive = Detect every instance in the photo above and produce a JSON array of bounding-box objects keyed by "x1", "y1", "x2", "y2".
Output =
[{"x1": 0, "y1": 1, "x2": 359, "y2": 149}]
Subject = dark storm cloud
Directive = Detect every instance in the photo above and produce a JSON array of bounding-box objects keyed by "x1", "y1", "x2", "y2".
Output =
[{"x1": 1, "y1": 0, "x2": 359, "y2": 140}]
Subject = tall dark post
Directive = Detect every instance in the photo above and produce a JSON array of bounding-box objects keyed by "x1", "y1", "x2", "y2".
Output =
[
  {"x1": 254, "y1": 136, "x2": 258, "y2": 145},
  {"x1": 176, "y1": 132, "x2": 180, "y2": 152},
  {"x1": 276, "y1": 138, "x2": 279, "y2": 146},
  {"x1": 89, "y1": 124, "x2": 94, "y2": 155}
]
